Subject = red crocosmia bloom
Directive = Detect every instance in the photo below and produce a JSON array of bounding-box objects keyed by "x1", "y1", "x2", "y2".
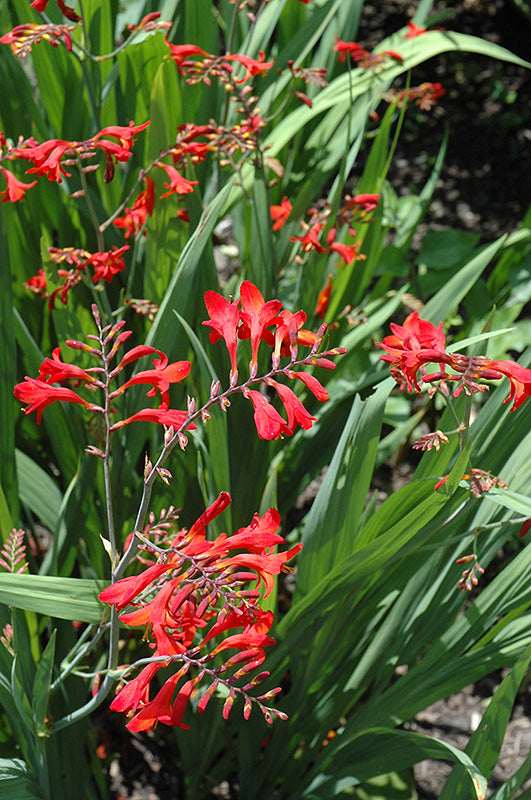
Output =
[
  {"x1": 270, "y1": 196, "x2": 292, "y2": 231},
  {"x1": 245, "y1": 389, "x2": 291, "y2": 440},
  {"x1": 289, "y1": 371, "x2": 329, "y2": 402},
  {"x1": 268, "y1": 380, "x2": 316, "y2": 432},
  {"x1": 87, "y1": 245, "x2": 129, "y2": 284},
  {"x1": 117, "y1": 353, "x2": 191, "y2": 408},
  {"x1": 314, "y1": 274, "x2": 333, "y2": 319},
  {"x1": 272, "y1": 309, "x2": 316, "y2": 361},
  {"x1": 30, "y1": 0, "x2": 82, "y2": 22},
  {"x1": 483, "y1": 359, "x2": 531, "y2": 411},
  {"x1": 125, "y1": 673, "x2": 188, "y2": 732},
  {"x1": 156, "y1": 162, "x2": 198, "y2": 197},
  {"x1": 0, "y1": 167, "x2": 37, "y2": 202},
  {"x1": 165, "y1": 41, "x2": 210, "y2": 74},
  {"x1": 291, "y1": 222, "x2": 329, "y2": 253},
  {"x1": 14, "y1": 377, "x2": 95, "y2": 424},
  {"x1": 188, "y1": 491, "x2": 232, "y2": 540},
  {"x1": 114, "y1": 344, "x2": 160, "y2": 370},
  {"x1": 110, "y1": 407, "x2": 196, "y2": 432},
  {"x1": 92, "y1": 121, "x2": 150, "y2": 152},
  {"x1": 24, "y1": 269, "x2": 47, "y2": 296},
  {"x1": 334, "y1": 40, "x2": 402, "y2": 69},
  {"x1": 114, "y1": 177, "x2": 155, "y2": 238},
  {"x1": 202, "y1": 291, "x2": 241, "y2": 374},
  {"x1": 239, "y1": 281, "x2": 283, "y2": 366},
  {"x1": 329, "y1": 240, "x2": 364, "y2": 266},
  {"x1": 343, "y1": 193, "x2": 380, "y2": 213},
  {"x1": 226, "y1": 51, "x2": 274, "y2": 82},
  {"x1": 217, "y1": 542, "x2": 303, "y2": 598},
  {"x1": 38, "y1": 347, "x2": 97, "y2": 385},
  {"x1": 405, "y1": 21, "x2": 428, "y2": 38},
  {"x1": 99, "y1": 563, "x2": 171, "y2": 611},
  {"x1": 19, "y1": 139, "x2": 74, "y2": 182},
  {"x1": 110, "y1": 662, "x2": 161, "y2": 714},
  {"x1": 378, "y1": 312, "x2": 446, "y2": 362}
]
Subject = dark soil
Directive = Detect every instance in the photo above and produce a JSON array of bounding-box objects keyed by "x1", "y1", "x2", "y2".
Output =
[{"x1": 362, "y1": 0, "x2": 531, "y2": 241}]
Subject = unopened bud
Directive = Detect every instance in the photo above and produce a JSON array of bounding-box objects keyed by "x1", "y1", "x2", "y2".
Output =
[
  {"x1": 178, "y1": 432, "x2": 188, "y2": 450},
  {"x1": 249, "y1": 361, "x2": 258, "y2": 380},
  {"x1": 210, "y1": 379, "x2": 221, "y2": 399},
  {"x1": 144, "y1": 454, "x2": 153, "y2": 480},
  {"x1": 156, "y1": 467, "x2": 172, "y2": 485},
  {"x1": 66, "y1": 339, "x2": 99, "y2": 355},
  {"x1": 85, "y1": 446, "x2": 105, "y2": 459},
  {"x1": 187, "y1": 396, "x2": 197, "y2": 415},
  {"x1": 230, "y1": 369, "x2": 239, "y2": 388},
  {"x1": 456, "y1": 554, "x2": 475, "y2": 564},
  {"x1": 220, "y1": 397, "x2": 231, "y2": 412},
  {"x1": 200, "y1": 409, "x2": 211, "y2": 423},
  {"x1": 91, "y1": 304, "x2": 101, "y2": 327}
]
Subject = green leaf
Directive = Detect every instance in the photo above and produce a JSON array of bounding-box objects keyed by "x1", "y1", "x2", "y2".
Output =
[
  {"x1": 480, "y1": 487, "x2": 531, "y2": 517},
  {"x1": 423, "y1": 235, "x2": 507, "y2": 323},
  {"x1": 295, "y1": 378, "x2": 392, "y2": 599},
  {"x1": 31, "y1": 631, "x2": 56, "y2": 737},
  {"x1": 0, "y1": 575, "x2": 104, "y2": 623},
  {"x1": 303, "y1": 728, "x2": 486, "y2": 800},
  {"x1": 0, "y1": 758, "x2": 43, "y2": 800},
  {"x1": 15, "y1": 451, "x2": 63, "y2": 535}
]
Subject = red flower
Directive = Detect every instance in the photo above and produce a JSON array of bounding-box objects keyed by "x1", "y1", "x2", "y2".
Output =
[
  {"x1": 117, "y1": 353, "x2": 191, "y2": 408},
  {"x1": 156, "y1": 162, "x2": 198, "y2": 197},
  {"x1": 244, "y1": 389, "x2": 291, "y2": 440},
  {"x1": 239, "y1": 281, "x2": 282, "y2": 367},
  {"x1": 314, "y1": 274, "x2": 333, "y2": 319},
  {"x1": 289, "y1": 370, "x2": 329, "y2": 402},
  {"x1": 165, "y1": 41, "x2": 210, "y2": 74},
  {"x1": 24, "y1": 269, "x2": 47, "y2": 296},
  {"x1": 484, "y1": 359, "x2": 531, "y2": 411},
  {"x1": 270, "y1": 196, "x2": 292, "y2": 230},
  {"x1": 378, "y1": 312, "x2": 446, "y2": 363},
  {"x1": 329, "y1": 239, "x2": 364, "y2": 266},
  {"x1": 291, "y1": 222, "x2": 329, "y2": 253},
  {"x1": 92, "y1": 121, "x2": 150, "y2": 152},
  {"x1": 30, "y1": 0, "x2": 81, "y2": 23},
  {"x1": 268, "y1": 380, "x2": 316, "y2": 432},
  {"x1": 334, "y1": 40, "x2": 402, "y2": 69},
  {"x1": 18, "y1": 139, "x2": 74, "y2": 182},
  {"x1": 202, "y1": 291, "x2": 241, "y2": 374},
  {"x1": 404, "y1": 21, "x2": 427, "y2": 38},
  {"x1": 272, "y1": 309, "x2": 316, "y2": 362},
  {"x1": 226, "y1": 51, "x2": 274, "y2": 82},
  {"x1": 38, "y1": 347, "x2": 98, "y2": 385},
  {"x1": 342, "y1": 193, "x2": 380, "y2": 213},
  {"x1": 114, "y1": 177, "x2": 155, "y2": 238},
  {"x1": 0, "y1": 166, "x2": 37, "y2": 201},
  {"x1": 87, "y1": 245, "x2": 129, "y2": 283},
  {"x1": 14, "y1": 377, "x2": 95, "y2": 424}
]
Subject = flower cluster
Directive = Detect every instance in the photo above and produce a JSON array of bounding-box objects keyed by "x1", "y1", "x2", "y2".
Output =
[
  {"x1": 99, "y1": 493, "x2": 301, "y2": 731},
  {"x1": 166, "y1": 42, "x2": 274, "y2": 86},
  {"x1": 15, "y1": 283, "x2": 345, "y2": 443},
  {"x1": 334, "y1": 40, "x2": 403, "y2": 70},
  {"x1": 377, "y1": 311, "x2": 531, "y2": 411},
  {"x1": 384, "y1": 82, "x2": 446, "y2": 111},
  {"x1": 24, "y1": 245, "x2": 130, "y2": 309},
  {"x1": 0, "y1": 122, "x2": 149, "y2": 190},
  {"x1": 0, "y1": 22, "x2": 76, "y2": 57},
  {"x1": 274, "y1": 194, "x2": 378, "y2": 318}
]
